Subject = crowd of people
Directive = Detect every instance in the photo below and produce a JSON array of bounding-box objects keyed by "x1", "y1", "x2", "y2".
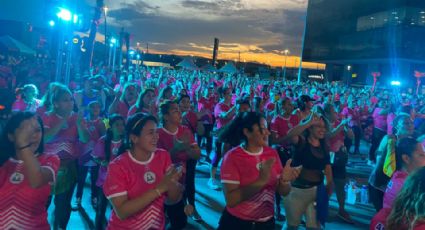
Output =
[{"x1": 1, "y1": 59, "x2": 425, "y2": 230}]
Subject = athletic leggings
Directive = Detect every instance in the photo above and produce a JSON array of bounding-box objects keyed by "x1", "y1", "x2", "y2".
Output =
[
  {"x1": 95, "y1": 187, "x2": 108, "y2": 230},
  {"x1": 184, "y1": 158, "x2": 197, "y2": 206}
]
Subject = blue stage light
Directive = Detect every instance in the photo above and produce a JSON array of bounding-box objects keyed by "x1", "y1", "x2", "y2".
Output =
[
  {"x1": 57, "y1": 8, "x2": 72, "y2": 21},
  {"x1": 391, "y1": 80, "x2": 401, "y2": 86}
]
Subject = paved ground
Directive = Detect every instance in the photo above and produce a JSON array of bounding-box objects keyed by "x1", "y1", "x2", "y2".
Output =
[{"x1": 49, "y1": 141, "x2": 375, "y2": 229}]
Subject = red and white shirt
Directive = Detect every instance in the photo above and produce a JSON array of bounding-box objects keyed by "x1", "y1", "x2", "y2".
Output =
[
  {"x1": 42, "y1": 112, "x2": 80, "y2": 160},
  {"x1": 92, "y1": 136, "x2": 123, "y2": 187},
  {"x1": 0, "y1": 154, "x2": 60, "y2": 230},
  {"x1": 221, "y1": 146, "x2": 283, "y2": 221},
  {"x1": 103, "y1": 149, "x2": 172, "y2": 230},
  {"x1": 157, "y1": 126, "x2": 196, "y2": 165},
  {"x1": 214, "y1": 102, "x2": 233, "y2": 129},
  {"x1": 270, "y1": 115, "x2": 299, "y2": 147}
]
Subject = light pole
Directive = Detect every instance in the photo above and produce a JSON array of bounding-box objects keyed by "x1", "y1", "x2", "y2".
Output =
[
  {"x1": 283, "y1": 49, "x2": 289, "y2": 81},
  {"x1": 103, "y1": 5, "x2": 108, "y2": 65},
  {"x1": 54, "y1": 8, "x2": 77, "y2": 84}
]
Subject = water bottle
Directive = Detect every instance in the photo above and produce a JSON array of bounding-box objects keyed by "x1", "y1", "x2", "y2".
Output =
[
  {"x1": 347, "y1": 180, "x2": 357, "y2": 204},
  {"x1": 360, "y1": 185, "x2": 369, "y2": 204}
]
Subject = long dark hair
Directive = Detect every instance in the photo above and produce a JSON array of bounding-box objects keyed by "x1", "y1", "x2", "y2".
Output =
[
  {"x1": 135, "y1": 88, "x2": 155, "y2": 113},
  {"x1": 218, "y1": 112, "x2": 264, "y2": 147},
  {"x1": 124, "y1": 113, "x2": 158, "y2": 151},
  {"x1": 387, "y1": 166, "x2": 425, "y2": 230},
  {"x1": 104, "y1": 114, "x2": 125, "y2": 162},
  {"x1": 0, "y1": 112, "x2": 44, "y2": 166},
  {"x1": 395, "y1": 137, "x2": 419, "y2": 171}
]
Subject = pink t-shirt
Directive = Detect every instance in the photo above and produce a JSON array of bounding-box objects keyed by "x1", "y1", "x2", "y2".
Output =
[
  {"x1": 92, "y1": 136, "x2": 123, "y2": 187},
  {"x1": 78, "y1": 118, "x2": 104, "y2": 165},
  {"x1": 103, "y1": 150, "x2": 172, "y2": 230},
  {"x1": 383, "y1": 170, "x2": 408, "y2": 209},
  {"x1": 264, "y1": 101, "x2": 275, "y2": 113},
  {"x1": 373, "y1": 108, "x2": 387, "y2": 131},
  {"x1": 214, "y1": 102, "x2": 233, "y2": 129},
  {"x1": 0, "y1": 154, "x2": 60, "y2": 230},
  {"x1": 327, "y1": 120, "x2": 345, "y2": 152},
  {"x1": 11, "y1": 99, "x2": 41, "y2": 113},
  {"x1": 182, "y1": 111, "x2": 198, "y2": 135},
  {"x1": 198, "y1": 97, "x2": 215, "y2": 124},
  {"x1": 127, "y1": 105, "x2": 155, "y2": 118},
  {"x1": 220, "y1": 146, "x2": 283, "y2": 221},
  {"x1": 341, "y1": 107, "x2": 360, "y2": 127},
  {"x1": 387, "y1": 113, "x2": 396, "y2": 135},
  {"x1": 42, "y1": 112, "x2": 81, "y2": 160},
  {"x1": 270, "y1": 115, "x2": 298, "y2": 147},
  {"x1": 115, "y1": 101, "x2": 134, "y2": 120},
  {"x1": 157, "y1": 126, "x2": 196, "y2": 165}
]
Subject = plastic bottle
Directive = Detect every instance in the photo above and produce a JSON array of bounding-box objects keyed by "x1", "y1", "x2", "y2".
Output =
[
  {"x1": 347, "y1": 180, "x2": 357, "y2": 204},
  {"x1": 360, "y1": 185, "x2": 369, "y2": 204}
]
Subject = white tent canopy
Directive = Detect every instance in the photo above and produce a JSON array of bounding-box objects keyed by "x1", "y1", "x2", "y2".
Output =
[
  {"x1": 219, "y1": 61, "x2": 238, "y2": 74},
  {"x1": 176, "y1": 58, "x2": 198, "y2": 70}
]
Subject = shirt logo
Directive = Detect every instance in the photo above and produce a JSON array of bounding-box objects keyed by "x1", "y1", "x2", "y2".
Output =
[
  {"x1": 374, "y1": 223, "x2": 384, "y2": 230},
  {"x1": 144, "y1": 171, "x2": 156, "y2": 184},
  {"x1": 112, "y1": 148, "x2": 119, "y2": 156},
  {"x1": 10, "y1": 172, "x2": 24, "y2": 184},
  {"x1": 256, "y1": 162, "x2": 262, "y2": 171}
]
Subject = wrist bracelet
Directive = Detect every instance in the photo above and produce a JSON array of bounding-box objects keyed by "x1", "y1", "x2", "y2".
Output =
[
  {"x1": 18, "y1": 143, "x2": 32, "y2": 150},
  {"x1": 154, "y1": 188, "x2": 162, "y2": 197}
]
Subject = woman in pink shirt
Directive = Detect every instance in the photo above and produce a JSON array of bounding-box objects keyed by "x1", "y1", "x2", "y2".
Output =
[
  {"x1": 324, "y1": 103, "x2": 353, "y2": 223},
  {"x1": 11, "y1": 84, "x2": 41, "y2": 113},
  {"x1": 0, "y1": 112, "x2": 59, "y2": 230},
  {"x1": 127, "y1": 88, "x2": 157, "y2": 118},
  {"x1": 386, "y1": 167, "x2": 425, "y2": 230},
  {"x1": 108, "y1": 83, "x2": 138, "y2": 120},
  {"x1": 368, "y1": 99, "x2": 389, "y2": 165},
  {"x1": 370, "y1": 137, "x2": 425, "y2": 230},
  {"x1": 42, "y1": 84, "x2": 90, "y2": 229},
  {"x1": 103, "y1": 113, "x2": 182, "y2": 230},
  {"x1": 210, "y1": 86, "x2": 237, "y2": 190},
  {"x1": 158, "y1": 100, "x2": 201, "y2": 229},
  {"x1": 92, "y1": 114, "x2": 125, "y2": 230},
  {"x1": 218, "y1": 112, "x2": 301, "y2": 229}
]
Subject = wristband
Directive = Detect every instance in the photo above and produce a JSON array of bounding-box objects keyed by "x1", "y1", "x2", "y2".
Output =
[
  {"x1": 18, "y1": 143, "x2": 32, "y2": 150},
  {"x1": 154, "y1": 188, "x2": 162, "y2": 197}
]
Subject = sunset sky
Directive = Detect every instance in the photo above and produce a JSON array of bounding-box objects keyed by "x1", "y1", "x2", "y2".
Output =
[{"x1": 1, "y1": 0, "x2": 325, "y2": 69}]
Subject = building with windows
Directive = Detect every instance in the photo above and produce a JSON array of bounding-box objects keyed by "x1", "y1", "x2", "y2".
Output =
[{"x1": 302, "y1": 0, "x2": 425, "y2": 87}]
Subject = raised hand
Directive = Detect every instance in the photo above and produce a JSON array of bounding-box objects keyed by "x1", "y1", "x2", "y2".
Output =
[
  {"x1": 280, "y1": 159, "x2": 302, "y2": 182},
  {"x1": 156, "y1": 165, "x2": 183, "y2": 193},
  {"x1": 14, "y1": 117, "x2": 40, "y2": 153}
]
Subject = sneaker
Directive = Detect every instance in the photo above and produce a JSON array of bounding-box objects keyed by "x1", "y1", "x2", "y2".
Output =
[
  {"x1": 208, "y1": 178, "x2": 221, "y2": 190},
  {"x1": 191, "y1": 209, "x2": 203, "y2": 222}
]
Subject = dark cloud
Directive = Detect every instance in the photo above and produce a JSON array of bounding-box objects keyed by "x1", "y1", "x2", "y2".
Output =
[{"x1": 104, "y1": 1, "x2": 307, "y2": 58}]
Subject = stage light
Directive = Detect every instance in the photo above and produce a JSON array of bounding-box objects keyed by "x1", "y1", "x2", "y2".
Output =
[
  {"x1": 73, "y1": 15, "x2": 79, "y2": 24},
  {"x1": 57, "y1": 8, "x2": 72, "y2": 21},
  {"x1": 49, "y1": 20, "x2": 55, "y2": 27},
  {"x1": 391, "y1": 81, "x2": 401, "y2": 86},
  {"x1": 110, "y1": 38, "x2": 117, "y2": 44},
  {"x1": 129, "y1": 50, "x2": 135, "y2": 55}
]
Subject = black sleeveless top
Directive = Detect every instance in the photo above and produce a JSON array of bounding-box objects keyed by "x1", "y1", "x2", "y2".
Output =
[{"x1": 292, "y1": 137, "x2": 330, "y2": 187}]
